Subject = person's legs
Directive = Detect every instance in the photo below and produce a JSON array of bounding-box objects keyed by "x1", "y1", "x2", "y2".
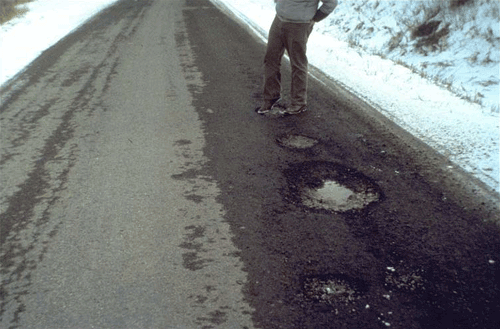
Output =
[
  {"x1": 263, "y1": 16, "x2": 285, "y2": 107},
  {"x1": 283, "y1": 22, "x2": 313, "y2": 110}
]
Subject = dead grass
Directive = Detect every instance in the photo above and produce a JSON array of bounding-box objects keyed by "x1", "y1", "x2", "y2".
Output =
[
  {"x1": 449, "y1": 0, "x2": 475, "y2": 9},
  {"x1": 0, "y1": 0, "x2": 33, "y2": 25},
  {"x1": 335, "y1": 0, "x2": 498, "y2": 113}
]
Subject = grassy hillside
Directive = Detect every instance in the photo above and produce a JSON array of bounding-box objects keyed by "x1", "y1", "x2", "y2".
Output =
[
  {"x1": 0, "y1": 0, "x2": 32, "y2": 25},
  {"x1": 325, "y1": 0, "x2": 499, "y2": 111}
]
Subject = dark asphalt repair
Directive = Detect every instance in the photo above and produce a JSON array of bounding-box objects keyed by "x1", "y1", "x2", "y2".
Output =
[{"x1": 181, "y1": 0, "x2": 500, "y2": 328}]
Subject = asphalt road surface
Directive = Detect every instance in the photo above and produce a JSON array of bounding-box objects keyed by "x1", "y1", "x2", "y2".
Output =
[{"x1": 1, "y1": 0, "x2": 499, "y2": 328}]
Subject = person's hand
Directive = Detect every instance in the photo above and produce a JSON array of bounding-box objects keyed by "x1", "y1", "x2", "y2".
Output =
[{"x1": 312, "y1": 9, "x2": 328, "y2": 22}]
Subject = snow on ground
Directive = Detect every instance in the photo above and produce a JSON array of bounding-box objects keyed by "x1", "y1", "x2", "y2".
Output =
[
  {"x1": 210, "y1": 0, "x2": 499, "y2": 193},
  {"x1": 0, "y1": 0, "x2": 498, "y2": 193},
  {"x1": 0, "y1": 0, "x2": 119, "y2": 85},
  {"x1": 329, "y1": 0, "x2": 500, "y2": 112}
]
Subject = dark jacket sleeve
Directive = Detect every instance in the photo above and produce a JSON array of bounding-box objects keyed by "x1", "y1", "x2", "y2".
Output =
[
  {"x1": 312, "y1": 10, "x2": 328, "y2": 22},
  {"x1": 313, "y1": 0, "x2": 338, "y2": 22}
]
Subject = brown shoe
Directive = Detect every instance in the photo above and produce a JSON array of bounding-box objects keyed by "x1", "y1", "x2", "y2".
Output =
[
  {"x1": 279, "y1": 105, "x2": 308, "y2": 116},
  {"x1": 255, "y1": 98, "x2": 282, "y2": 114}
]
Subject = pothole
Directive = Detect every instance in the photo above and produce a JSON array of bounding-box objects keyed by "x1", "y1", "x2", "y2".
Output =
[
  {"x1": 276, "y1": 134, "x2": 318, "y2": 149},
  {"x1": 284, "y1": 161, "x2": 382, "y2": 212},
  {"x1": 302, "y1": 180, "x2": 379, "y2": 212},
  {"x1": 385, "y1": 266, "x2": 425, "y2": 292},
  {"x1": 301, "y1": 274, "x2": 368, "y2": 305}
]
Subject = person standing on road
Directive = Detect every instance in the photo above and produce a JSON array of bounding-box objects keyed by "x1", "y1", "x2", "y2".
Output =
[{"x1": 256, "y1": 0, "x2": 338, "y2": 116}]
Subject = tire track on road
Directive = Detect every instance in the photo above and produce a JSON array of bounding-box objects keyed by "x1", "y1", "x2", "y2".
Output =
[{"x1": 0, "y1": 1, "x2": 150, "y2": 326}]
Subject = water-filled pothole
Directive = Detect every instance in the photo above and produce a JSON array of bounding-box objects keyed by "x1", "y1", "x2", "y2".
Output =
[
  {"x1": 301, "y1": 274, "x2": 368, "y2": 305},
  {"x1": 302, "y1": 180, "x2": 380, "y2": 212},
  {"x1": 276, "y1": 134, "x2": 318, "y2": 149},
  {"x1": 284, "y1": 161, "x2": 382, "y2": 213}
]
